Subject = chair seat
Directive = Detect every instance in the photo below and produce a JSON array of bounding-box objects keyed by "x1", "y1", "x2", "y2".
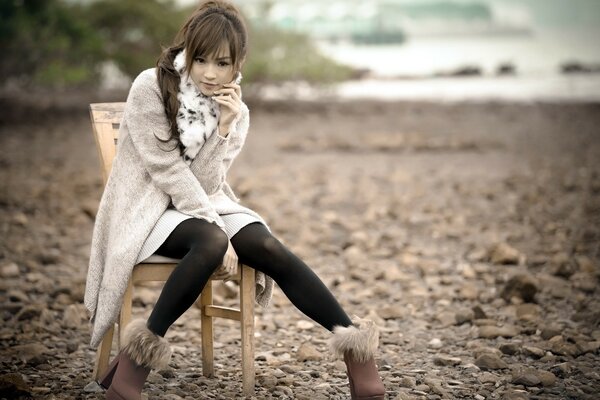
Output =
[{"x1": 140, "y1": 254, "x2": 182, "y2": 264}]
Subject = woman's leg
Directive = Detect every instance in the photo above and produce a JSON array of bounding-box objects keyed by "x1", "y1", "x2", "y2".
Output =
[
  {"x1": 147, "y1": 218, "x2": 229, "y2": 337},
  {"x1": 104, "y1": 218, "x2": 228, "y2": 398},
  {"x1": 230, "y1": 222, "x2": 353, "y2": 332}
]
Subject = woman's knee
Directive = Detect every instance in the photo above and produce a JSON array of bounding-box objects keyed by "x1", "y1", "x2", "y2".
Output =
[{"x1": 188, "y1": 220, "x2": 229, "y2": 262}]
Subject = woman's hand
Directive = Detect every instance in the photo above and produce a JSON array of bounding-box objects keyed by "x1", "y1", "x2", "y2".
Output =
[
  {"x1": 213, "y1": 82, "x2": 242, "y2": 136},
  {"x1": 212, "y1": 239, "x2": 238, "y2": 280}
]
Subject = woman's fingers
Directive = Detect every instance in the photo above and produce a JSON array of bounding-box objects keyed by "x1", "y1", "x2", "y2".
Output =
[
  {"x1": 223, "y1": 83, "x2": 241, "y2": 99},
  {"x1": 216, "y1": 87, "x2": 241, "y2": 104}
]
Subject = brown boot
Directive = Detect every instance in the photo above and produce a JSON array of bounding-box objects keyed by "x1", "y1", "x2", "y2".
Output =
[
  {"x1": 104, "y1": 319, "x2": 172, "y2": 400},
  {"x1": 329, "y1": 316, "x2": 385, "y2": 400}
]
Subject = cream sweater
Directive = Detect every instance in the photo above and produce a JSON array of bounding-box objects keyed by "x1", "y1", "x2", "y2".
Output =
[{"x1": 84, "y1": 68, "x2": 273, "y2": 349}]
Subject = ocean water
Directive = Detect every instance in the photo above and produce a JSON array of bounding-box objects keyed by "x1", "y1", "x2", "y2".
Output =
[{"x1": 312, "y1": 29, "x2": 600, "y2": 102}]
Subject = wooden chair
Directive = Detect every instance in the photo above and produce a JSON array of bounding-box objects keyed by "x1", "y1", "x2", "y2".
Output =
[{"x1": 88, "y1": 102, "x2": 256, "y2": 396}]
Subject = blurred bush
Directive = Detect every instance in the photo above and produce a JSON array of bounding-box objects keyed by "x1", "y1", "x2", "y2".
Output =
[
  {"x1": 0, "y1": 0, "x2": 104, "y2": 87},
  {"x1": 0, "y1": 0, "x2": 354, "y2": 89}
]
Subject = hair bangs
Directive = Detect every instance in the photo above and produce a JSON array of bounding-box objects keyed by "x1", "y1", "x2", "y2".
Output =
[{"x1": 185, "y1": 14, "x2": 241, "y2": 74}]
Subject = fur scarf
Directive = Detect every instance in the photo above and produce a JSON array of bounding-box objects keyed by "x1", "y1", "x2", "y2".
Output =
[{"x1": 172, "y1": 48, "x2": 243, "y2": 165}]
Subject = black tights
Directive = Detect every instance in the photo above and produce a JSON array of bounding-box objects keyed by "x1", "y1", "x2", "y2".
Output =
[{"x1": 146, "y1": 218, "x2": 353, "y2": 337}]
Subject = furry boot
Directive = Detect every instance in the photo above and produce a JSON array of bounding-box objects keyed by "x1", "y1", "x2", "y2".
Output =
[
  {"x1": 103, "y1": 319, "x2": 172, "y2": 400},
  {"x1": 328, "y1": 316, "x2": 385, "y2": 400}
]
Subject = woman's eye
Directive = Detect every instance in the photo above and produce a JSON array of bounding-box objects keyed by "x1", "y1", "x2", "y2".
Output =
[
  {"x1": 195, "y1": 58, "x2": 205, "y2": 63},
  {"x1": 219, "y1": 62, "x2": 230, "y2": 67}
]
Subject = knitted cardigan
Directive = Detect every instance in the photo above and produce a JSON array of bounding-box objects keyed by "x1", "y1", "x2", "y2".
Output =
[{"x1": 84, "y1": 68, "x2": 274, "y2": 349}]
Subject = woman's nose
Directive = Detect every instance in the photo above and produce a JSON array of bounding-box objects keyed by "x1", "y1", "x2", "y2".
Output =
[{"x1": 204, "y1": 64, "x2": 217, "y2": 79}]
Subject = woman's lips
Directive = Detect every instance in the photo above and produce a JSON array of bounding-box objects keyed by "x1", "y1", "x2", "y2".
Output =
[{"x1": 202, "y1": 82, "x2": 218, "y2": 89}]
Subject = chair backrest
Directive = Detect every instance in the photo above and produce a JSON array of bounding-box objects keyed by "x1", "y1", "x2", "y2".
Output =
[{"x1": 89, "y1": 102, "x2": 126, "y2": 184}]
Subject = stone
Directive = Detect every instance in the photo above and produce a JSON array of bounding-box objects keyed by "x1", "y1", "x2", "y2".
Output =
[
  {"x1": 522, "y1": 346, "x2": 545, "y2": 359},
  {"x1": 0, "y1": 373, "x2": 33, "y2": 397},
  {"x1": 551, "y1": 252, "x2": 577, "y2": 278},
  {"x1": 489, "y1": 242, "x2": 521, "y2": 265},
  {"x1": 13, "y1": 304, "x2": 42, "y2": 321},
  {"x1": 83, "y1": 381, "x2": 105, "y2": 393},
  {"x1": 10, "y1": 343, "x2": 49, "y2": 365},
  {"x1": 296, "y1": 320, "x2": 315, "y2": 330},
  {"x1": 478, "y1": 325, "x2": 519, "y2": 339},
  {"x1": 1, "y1": 262, "x2": 20, "y2": 278},
  {"x1": 515, "y1": 303, "x2": 540, "y2": 319},
  {"x1": 399, "y1": 376, "x2": 416, "y2": 388},
  {"x1": 377, "y1": 305, "x2": 404, "y2": 320},
  {"x1": 511, "y1": 368, "x2": 556, "y2": 387},
  {"x1": 62, "y1": 304, "x2": 83, "y2": 328},
  {"x1": 501, "y1": 389, "x2": 529, "y2": 400},
  {"x1": 478, "y1": 372, "x2": 499, "y2": 384},
  {"x1": 474, "y1": 354, "x2": 508, "y2": 370},
  {"x1": 428, "y1": 338, "x2": 443, "y2": 349},
  {"x1": 540, "y1": 327, "x2": 562, "y2": 340},
  {"x1": 455, "y1": 308, "x2": 475, "y2": 325},
  {"x1": 499, "y1": 343, "x2": 520, "y2": 355},
  {"x1": 500, "y1": 273, "x2": 538, "y2": 303},
  {"x1": 296, "y1": 342, "x2": 321, "y2": 362},
  {"x1": 436, "y1": 311, "x2": 456, "y2": 327},
  {"x1": 433, "y1": 355, "x2": 462, "y2": 366},
  {"x1": 472, "y1": 305, "x2": 487, "y2": 319}
]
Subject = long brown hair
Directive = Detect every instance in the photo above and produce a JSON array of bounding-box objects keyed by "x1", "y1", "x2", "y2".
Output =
[{"x1": 155, "y1": 0, "x2": 248, "y2": 153}]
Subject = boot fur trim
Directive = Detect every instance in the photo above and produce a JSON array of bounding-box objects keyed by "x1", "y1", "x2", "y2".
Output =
[
  {"x1": 121, "y1": 319, "x2": 172, "y2": 370},
  {"x1": 328, "y1": 315, "x2": 380, "y2": 363}
]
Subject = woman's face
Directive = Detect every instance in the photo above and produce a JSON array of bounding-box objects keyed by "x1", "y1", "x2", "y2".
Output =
[{"x1": 190, "y1": 44, "x2": 237, "y2": 97}]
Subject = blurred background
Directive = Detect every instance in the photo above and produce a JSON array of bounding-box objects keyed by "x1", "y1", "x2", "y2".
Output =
[
  {"x1": 2, "y1": 0, "x2": 600, "y2": 104},
  {"x1": 1, "y1": 1, "x2": 599, "y2": 398}
]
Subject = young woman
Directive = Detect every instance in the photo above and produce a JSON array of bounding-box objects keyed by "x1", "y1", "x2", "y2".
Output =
[{"x1": 84, "y1": 1, "x2": 385, "y2": 399}]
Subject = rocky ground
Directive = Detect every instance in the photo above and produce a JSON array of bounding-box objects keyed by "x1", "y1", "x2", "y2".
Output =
[{"x1": 0, "y1": 98, "x2": 599, "y2": 399}]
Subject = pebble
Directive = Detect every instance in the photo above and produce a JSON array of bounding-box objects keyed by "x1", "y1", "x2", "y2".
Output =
[
  {"x1": 478, "y1": 325, "x2": 519, "y2": 338},
  {"x1": 296, "y1": 342, "x2": 321, "y2": 362},
  {"x1": 489, "y1": 242, "x2": 522, "y2": 265},
  {"x1": 1, "y1": 262, "x2": 20, "y2": 278},
  {"x1": 433, "y1": 355, "x2": 462, "y2": 366},
  {"x1": 501, "y1": 273, "x2": 538, "y2": 302},
  {"x1": 474, "y1": 354, "x2": 509, "y2": 370}
]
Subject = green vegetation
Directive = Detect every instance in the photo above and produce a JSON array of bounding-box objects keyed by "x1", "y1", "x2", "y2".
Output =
[{"x1": 0, "y1": 0, "x2": 354, "y2": 89}]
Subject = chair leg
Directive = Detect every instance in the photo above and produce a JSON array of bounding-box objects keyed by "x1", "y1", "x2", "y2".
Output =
[
  {"x1": 201, "y1": 280, "x2": 214, "y2": 377},
  {"x1": 119, "y1": 280, "x2": 134, "y2": 349},
  {"x1": 240, "y1": 264, "x2": 255, "y2": 396},
  {"x1": 93, "y1": 324, "x2": 115, "y2": 383}
]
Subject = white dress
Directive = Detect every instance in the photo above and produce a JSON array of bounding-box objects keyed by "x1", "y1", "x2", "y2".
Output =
[{"x1": 136, "y1": 203, "x2": 263, "y2": 264}]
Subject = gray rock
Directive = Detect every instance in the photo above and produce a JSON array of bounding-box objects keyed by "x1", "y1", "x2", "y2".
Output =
[
  {"x1": 1, "y1": 262, "x2": 20, "y2": 278},
  {"x1": 515, "y1": 303, "x2": 540, "y2": 320},
  {"x1": 296, "y1": 342, "x2": 321, "y2": 362},
  {"x1": 499, "y1": 343, "x2": 520, "y2": 355},
  {"x1": 83, "y1": 381, "x2": 105, "y2": 393},
  {"x1": 399, "y1": 376, "x2": 416, "y2": 388},
  {"x1": 13, "y1": 304, "x2": 43, "y2": 321},
  {"x1": 472, "y1": 305, "x2": 488, "y2": 319},
  {"x1": 433, "y1": 355, "x2": 462, "y2": 366},
  {"x1": 501, "y1": 273, "x2": 538, "y2": 303},
  {"x1": 540, "y1": 326, "x2": 562, "y2": 340},
  {"x1": 474, "y1": 354, "x2": 508, "y2": 370},
  {"x1": 428, "y1": 338, "x2": 443, "y2": 349},
  {"x1": 377, "y1": 305, "x2": 405, "y2": 320},
  {"x1": 62, "y1": 304, "x2": 83, "y2": 328},
  {"x1": 478, "y1": 325, "x2": 519, "y2": 338},
  {"x1": 489, "y1": 243, "x2": 522, "y2": 265},
  {"x1": 0, "y1": 373, "x2": 33, "y2": 397},
  {"x1": 10, "y1": 343, "x2": 49, "y2": 364},
  {"x1": 522, "y1": 346, "x2": 545, "y2": 359},
  {"x1": 511, "y1": 368, "x2": 556, "y2": 387},
  {"x1": 455, "y1": 308, "x2": 475, "y2": 325}
]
